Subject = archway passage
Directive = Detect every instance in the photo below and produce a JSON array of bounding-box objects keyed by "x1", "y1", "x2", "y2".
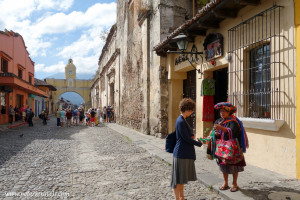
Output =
[
  {"x1": 45, "y1": 79, "x2": 92, "y2": 110},
  {"x1": 45, "y1": 59, "x2": 92, "y2": 110},
  {"x1": 57, "y1": 92, "x2": 85, "y2": 110}
]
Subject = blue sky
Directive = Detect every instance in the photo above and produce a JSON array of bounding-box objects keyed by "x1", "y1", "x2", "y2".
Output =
[{"x1": 0, "y1": 0, "x2": 116, "y2": 80}]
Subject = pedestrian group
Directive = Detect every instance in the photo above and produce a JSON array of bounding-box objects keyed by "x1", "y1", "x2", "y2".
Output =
[{"x1": 55, "y1": 105, "x2": 115, "y2": 127}]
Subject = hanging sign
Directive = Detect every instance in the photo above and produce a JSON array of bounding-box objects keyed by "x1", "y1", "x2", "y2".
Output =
[{"x1": 203, "y1": 33, "x2": 223, "y2": 61}]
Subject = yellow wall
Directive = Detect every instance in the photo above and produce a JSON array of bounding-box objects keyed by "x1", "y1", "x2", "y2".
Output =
[
  {"x1": 45, "y1": 78, "x2": 92, "y2": 109},
  {"x1": 295, "y1": 0, "x2": 300, "y2": 179},
  {"x1": 168, "y1": 0, "x2": 297, "y2": 178}
]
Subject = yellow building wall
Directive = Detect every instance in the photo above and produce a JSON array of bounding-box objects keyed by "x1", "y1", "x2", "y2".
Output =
[
  {"x1": 169, "y1": 0, "x2": 297, "y2": 178},
  {"x1": 295, "y1": 0, "x2": 300, "y2": 179}
]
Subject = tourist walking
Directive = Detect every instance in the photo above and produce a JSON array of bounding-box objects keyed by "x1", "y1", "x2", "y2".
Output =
[
  {"x1": 60, "y1": 108, "x2": 66, "y2": 127},
  {"x1": 28, "y1": 108, "x2": 34, "y2": 127},
  {"x1": 8, "y1": 105, "x2": 14, "y2": 124},
  {"x1": 25, "y1": 106, "x2": 30, "y2": 122},
  {"x1": 102, "y1": 106, "x2": 107, "y2": 123},
  {"x1": 42, "y1": 109, "x2": 47, "y2": 125},
  {"x1": 97, "y1": 107, "x2": 101, "y2": 124},
  {"x1": 72, "y1": 109, "x2": 78, "y2": 126},
  {"x1": 21, "y1": 104, "x2": 25, "y2": 121},
  {"x1": 56, "y1": 109, "x2": 61, "y2": 126},
  {"x1": 14, "y1": 106, "x2": 19, "y2": 121},
  {"x1": 106, "y1": 106, "x2": 112, "y2": 123},
  {"x1": 66, "y1": 109, "x2": 72, "y2": 128},
  {"x1": 171, "y1": 98, "x2": 202, "y2": 200},
  {"x1": 79, "y1": 109, "x2": 85, "y2": 125},
  {"x1": 213, "y1": 102, "x2": 248, "y2": 192},
  {"x1": 90, "y1": 108, "x2": 96, "y2": 127}
]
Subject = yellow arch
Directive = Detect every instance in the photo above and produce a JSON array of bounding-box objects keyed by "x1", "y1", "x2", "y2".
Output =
[{"x1": 46, "y1": 78, "x2": 92, "y2": 109}]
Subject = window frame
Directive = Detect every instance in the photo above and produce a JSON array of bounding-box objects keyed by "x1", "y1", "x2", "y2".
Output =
[
  {"x1": 18, "y1": 68, "x2": 23, "y2": 79},
  {"x1": 245, "y1": 42, "x2": 271, "y2": 119},
  {"x1": 1, "y1": 57, "x2": 8, "y2": 73}
]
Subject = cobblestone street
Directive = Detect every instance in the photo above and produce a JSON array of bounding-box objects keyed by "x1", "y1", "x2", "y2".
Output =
[{"x1": 0, "y1": 118, "x2": 223, "y2": 200}]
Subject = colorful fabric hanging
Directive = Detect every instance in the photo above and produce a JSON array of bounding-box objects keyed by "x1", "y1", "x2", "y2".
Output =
[
  {"x1": 201, "y1": 79, "x2": 215, "y2": 96},
  {"x1": 202, "y1": 95, "x2": 214, "y2": 121}
]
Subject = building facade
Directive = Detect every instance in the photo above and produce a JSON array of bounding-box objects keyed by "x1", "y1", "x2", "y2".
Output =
[
  {"x1": 34, "y1": 78, "x2": 57, "y2": 116},
  {"x1": 92, "y1": 0, "x2": 194, "y2": 136},
  {"x1": 0, "y1": 30, "x2": 48, "y2": 124},
  {"x1": 154, "y1": 0, "x2": 299, "y2": 178}
]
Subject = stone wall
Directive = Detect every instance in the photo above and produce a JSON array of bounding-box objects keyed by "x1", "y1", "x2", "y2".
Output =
[{"x1": 114, "y1": 0, "x2": 192, "y2": 137}]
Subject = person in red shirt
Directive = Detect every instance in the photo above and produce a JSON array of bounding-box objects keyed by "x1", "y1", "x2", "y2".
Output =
[{"x1": 66, "y1": 109, "x2": 73, "y2": 128}]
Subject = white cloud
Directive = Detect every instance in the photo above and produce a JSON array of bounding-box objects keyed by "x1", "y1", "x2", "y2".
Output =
[
  {"x1": 36, "y1": 0, "x2": 74, "y2": 11},
  {"x1": 58, "y1": 27, "x2": 105, "y2": 58},
  {"x1": 0, "y1": 0, "x2": 116, "y2": 78},
  {"x1": 73, "y1": 55, "x2": 100, "y2": 73},
  {"x1": 36, "y1": 61, "x2": 65, "y2": 73}
]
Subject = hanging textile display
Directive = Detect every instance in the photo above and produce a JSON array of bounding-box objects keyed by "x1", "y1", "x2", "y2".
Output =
[
  {"x1": 201, "y1": 78, "x2": 215, "y2": 96},
  {"x1": 202, "y1": 95, "x2": 214, "y2": 121}
]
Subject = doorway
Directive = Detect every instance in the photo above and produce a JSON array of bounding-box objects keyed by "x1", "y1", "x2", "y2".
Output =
[
  {"x1": 16, "y1": 94, "x2": 23, "y2": 108},
  {"x1": 109, "y1": 83, "x2": 115, "y2": 106},
  {"x1": 213, "y1": 67, "x2": 228, "y2": 121},
  {"x1": 183, "y1": 70, "x2": 196, "y2": 133}
]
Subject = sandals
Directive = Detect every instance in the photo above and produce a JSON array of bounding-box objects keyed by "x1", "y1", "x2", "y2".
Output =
[
  {"x1": 219, "y1": 185, "x2": 239, "y2": 192},
  {"x1": 219, "y1": 185, "x2": 229, "y2": 190},
  {"x1": 230, "y1": 186, "x2": 239, "y2": 192}
]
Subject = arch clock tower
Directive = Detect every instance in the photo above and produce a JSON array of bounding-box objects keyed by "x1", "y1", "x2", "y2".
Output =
[{"x1": 65, "y1": 58, "x2": 76, "y2": 87}]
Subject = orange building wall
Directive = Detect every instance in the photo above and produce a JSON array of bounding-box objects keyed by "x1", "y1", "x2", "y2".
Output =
[
  {"x1": 0, "y1": 30, "x2": 37, "y2": 124},
  {"x1": 0, "y1": 31, "x2": 34, "y2": 82}
]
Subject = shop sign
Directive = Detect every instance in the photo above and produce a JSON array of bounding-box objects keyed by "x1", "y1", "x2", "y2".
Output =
[
  {"x1": 175, "y1": 45, "x2": 201, "y2": 66},
  {"x1": 203, "y1": 33, "x2": 223, "y2": 61},
  {"x1": 28, "y1": 94, "x2": 36, "y2": 98}
]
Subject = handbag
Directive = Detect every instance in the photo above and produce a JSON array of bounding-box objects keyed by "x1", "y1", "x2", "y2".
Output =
[
  {"x1": 165, "y1": 131, "x2": 176, "y2": 153},
  {"x1": 215, "y1": 128, "x2": 243, "y2": 164}
]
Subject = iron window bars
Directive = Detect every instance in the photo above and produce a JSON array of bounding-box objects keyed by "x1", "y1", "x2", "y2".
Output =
[{"x1": 228, "y1": 4, "x2": 283, "y2": 120}]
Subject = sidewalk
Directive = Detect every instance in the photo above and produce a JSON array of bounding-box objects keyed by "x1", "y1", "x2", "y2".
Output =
[
  {"x1": 106, "y1": 123, "x2": 300, "y2": 200},
  {"x1": 0, "y1": 117, "x2": 41, "y2": 132}
]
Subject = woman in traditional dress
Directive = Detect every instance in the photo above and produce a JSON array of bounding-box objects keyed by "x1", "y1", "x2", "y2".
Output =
[{"x1": 213, "y1": 102, "x2": 247, "y2": 192}]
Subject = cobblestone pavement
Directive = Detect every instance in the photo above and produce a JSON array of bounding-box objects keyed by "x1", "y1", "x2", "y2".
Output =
[{"x1": 0, "y1": 117, "x2": 223, "y2": 200}]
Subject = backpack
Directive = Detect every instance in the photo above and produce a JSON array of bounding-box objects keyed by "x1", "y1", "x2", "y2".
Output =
[{"x1": 165, "y1": 131, "x2": 176, "y2": 153}]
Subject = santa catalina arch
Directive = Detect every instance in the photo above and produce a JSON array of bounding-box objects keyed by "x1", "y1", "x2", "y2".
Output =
[{"x1": 45, "y1": 59, "x2": 92, "y2": 110}]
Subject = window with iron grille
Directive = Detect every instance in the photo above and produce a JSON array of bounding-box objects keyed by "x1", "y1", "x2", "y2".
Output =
[
  {"x1": 18, "y1": 68, "x2": 23, "y2": 79},
  {"x1": 248, "y1": 43, "x2": 271, "y2": 118},
  {"x1": 228, "y1": 4, "x2": 282, "y2": 120},
  {"x1": 1, "y1": 57, "x2": 8, "y2": 72}
]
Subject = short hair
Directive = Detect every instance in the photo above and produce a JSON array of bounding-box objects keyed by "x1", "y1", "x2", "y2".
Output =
[{"x1": 179, "y1": 98, "x2": 195, "y2": 113}]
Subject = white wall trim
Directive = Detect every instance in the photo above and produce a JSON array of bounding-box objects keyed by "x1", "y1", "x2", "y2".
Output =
[{"x1": 238, "y1": 117, "x2": 285, "y2": 132}]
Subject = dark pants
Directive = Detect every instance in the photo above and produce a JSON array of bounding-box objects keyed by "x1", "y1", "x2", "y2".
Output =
[
  {"x1": 57, "y1": 118, "x2": 61, "y2": 126},
  {"x1": 43, "y1": 117, "x2": 47, "y2": 125},
  {"x1": 28, "y1": 118, "x2": 33, "y2": 126},
  {"x1": 9, "y1": 114, "x2": 13, "y2": 123}
]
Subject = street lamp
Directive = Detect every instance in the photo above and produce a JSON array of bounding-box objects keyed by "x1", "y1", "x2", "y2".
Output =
[{"x1": 167, "y1": 33, "x2": 203, "y2": 76}]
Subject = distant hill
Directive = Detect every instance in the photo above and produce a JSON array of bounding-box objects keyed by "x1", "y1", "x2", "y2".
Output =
[
  {"x1": 46, "y1": 72, "x2": 94, "y2": 80},
  {"x1": 60, "y1": 92, "x2": 85, "y2": 105}
]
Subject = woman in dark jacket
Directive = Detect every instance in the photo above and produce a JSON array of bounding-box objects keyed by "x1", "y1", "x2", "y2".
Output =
[
  {"x1": 171, "y1": 98, "x2": 202, "y2": 200},
  {"x1": 213, "y1": 102, "x2": 246, "y2": 192}
]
